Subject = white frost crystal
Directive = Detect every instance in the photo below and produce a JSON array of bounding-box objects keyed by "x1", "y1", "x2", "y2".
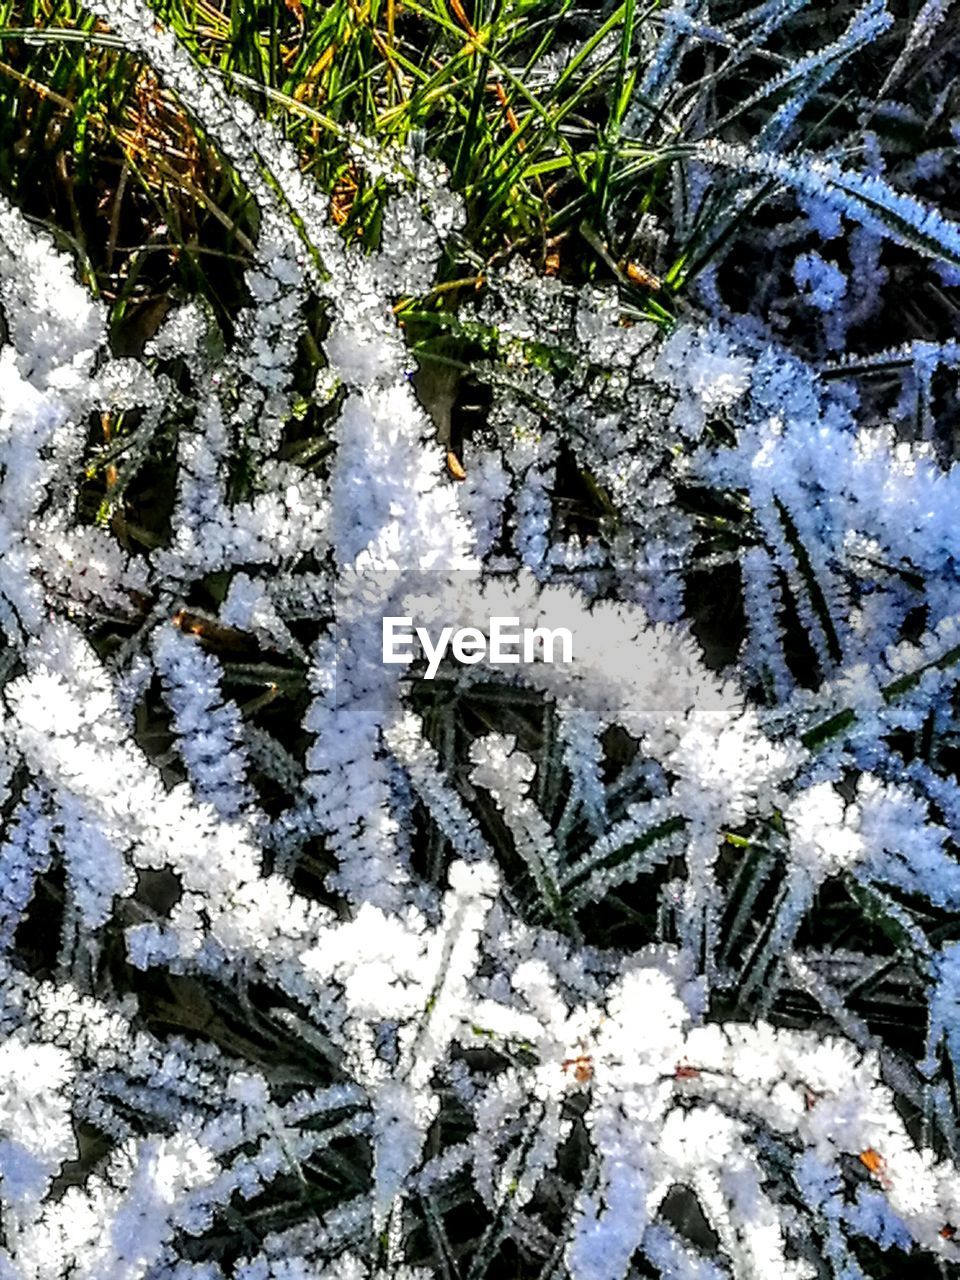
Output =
[{"x1": 0, "y1": 0, "x2": 958, "y2": 1276}]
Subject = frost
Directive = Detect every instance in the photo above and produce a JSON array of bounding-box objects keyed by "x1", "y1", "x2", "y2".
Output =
[{"x1": 0, "y1": 0, "x2": 958, "y2": 1276}]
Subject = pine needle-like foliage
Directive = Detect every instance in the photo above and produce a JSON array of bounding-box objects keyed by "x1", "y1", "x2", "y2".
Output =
[{"x1": 0, "y1": 2, "x2": 960, "y2": 1278}]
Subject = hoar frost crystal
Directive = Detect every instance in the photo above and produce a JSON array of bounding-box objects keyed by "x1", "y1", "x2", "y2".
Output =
[{"x1": 1, "y1": 0, "x2": 960, "y2": 1278}]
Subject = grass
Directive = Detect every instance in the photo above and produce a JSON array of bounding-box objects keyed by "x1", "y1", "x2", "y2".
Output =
[
  {"x1": 4, "y1": 0, "x2": 953, "y2": 577},
  {"x1": 0, "y1": 0, "x2": 688, "y2": 330},
  {"x1": 3, "y1": 0, "x2": 945, "y2": 355},
  {"x1": 4, "y1": 10, "x2": 960, "y2": 1277}
]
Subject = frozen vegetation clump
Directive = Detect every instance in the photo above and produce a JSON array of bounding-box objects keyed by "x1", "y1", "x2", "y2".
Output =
[{"x1": 2, "y1": 1, "x2": 960, "y2": 1277}]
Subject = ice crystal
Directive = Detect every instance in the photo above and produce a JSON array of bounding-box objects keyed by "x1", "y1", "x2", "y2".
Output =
[{"x1": 0, "y1": 0, "x2": 959, "y2": 1276}]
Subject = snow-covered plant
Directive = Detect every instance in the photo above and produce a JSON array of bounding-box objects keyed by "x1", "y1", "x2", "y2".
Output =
[{"x1": 1, "y1": 0, "x2": 960, "y2": 1277}]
